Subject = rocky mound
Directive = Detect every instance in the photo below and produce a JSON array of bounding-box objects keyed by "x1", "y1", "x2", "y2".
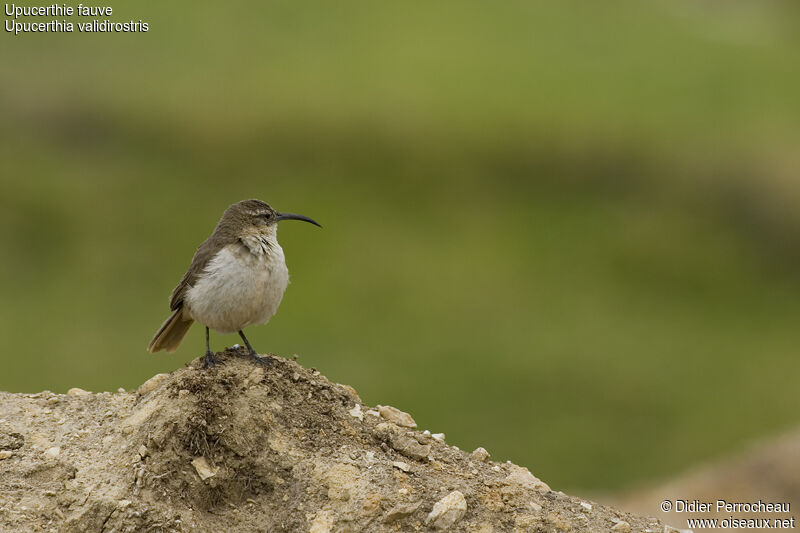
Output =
[{"x1": 0, "y1": 348, "x2": 672, "y2": 532}]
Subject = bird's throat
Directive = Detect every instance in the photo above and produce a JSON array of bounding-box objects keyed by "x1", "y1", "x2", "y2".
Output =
[{"x1": 239, "y1": 227, "x2": 279, "y2": 258}]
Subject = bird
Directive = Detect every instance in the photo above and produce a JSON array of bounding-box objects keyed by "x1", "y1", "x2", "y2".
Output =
[{"x1": 148, "y1": 199, "x2": 320, "y2": 368}]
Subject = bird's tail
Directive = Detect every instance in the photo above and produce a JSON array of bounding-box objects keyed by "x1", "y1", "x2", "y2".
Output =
[{"x1": 148, "y1": 307, "x2": 194, "y2": 353}]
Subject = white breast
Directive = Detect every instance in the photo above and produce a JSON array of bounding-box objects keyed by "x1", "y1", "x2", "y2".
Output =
[{"x1": 185, "y1": 240, "x2": 289, "y2": 334}]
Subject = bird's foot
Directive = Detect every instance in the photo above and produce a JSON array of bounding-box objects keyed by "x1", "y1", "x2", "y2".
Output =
[
  {"x1": 203, "y1": 351, "x2": 218, "y2": 369},
  {"x1": 245, "y1": 352, "x2": 273, "y2": 367}
]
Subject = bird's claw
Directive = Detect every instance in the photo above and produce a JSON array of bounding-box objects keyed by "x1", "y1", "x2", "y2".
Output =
[
  {"x1": 247, "y1": 352, "x2": 273, "y2": 367},
  {"x1": 203, "y1": 352, "x2": 218, "y2": 369}
]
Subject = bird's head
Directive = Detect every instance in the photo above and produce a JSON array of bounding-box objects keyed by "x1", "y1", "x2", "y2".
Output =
[{"x1": 221, "y1": 199, "x2": 321, "y2": 237}]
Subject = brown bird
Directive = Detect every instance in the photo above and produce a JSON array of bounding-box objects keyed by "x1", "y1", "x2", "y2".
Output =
[{"x1": 148, "y1": 199, "x2": 320, "y2": 367}]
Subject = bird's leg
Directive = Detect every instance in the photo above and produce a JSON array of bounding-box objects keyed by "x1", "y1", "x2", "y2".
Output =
[
  {"x1": 203, "y1": 326, "x2": 217, "y2": 368},
  {"x1": 238, "y1": 330, "x2": 272, "y2": 366}
]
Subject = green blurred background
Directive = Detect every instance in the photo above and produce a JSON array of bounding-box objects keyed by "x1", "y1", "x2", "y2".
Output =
[{"x1": 2, "y1": 0, "x2": 800, "y2": 494}]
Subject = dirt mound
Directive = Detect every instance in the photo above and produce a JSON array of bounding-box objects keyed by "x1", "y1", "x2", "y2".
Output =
[{"x1": 0, "y1": 348, "x2": 671, "y2": 532}]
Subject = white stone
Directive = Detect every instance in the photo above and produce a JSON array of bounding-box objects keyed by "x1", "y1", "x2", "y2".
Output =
[
  {"x1": 191, "y1": 457, "x2": 217, "y2": 480},
  {"x1": 392, "y1": 461, "x2": 411, "y2": 472},
  {"x1": 67, "y1": 388, "x2": 90, "y2": 397},
  {"x1": 580, "y1": 501, "x2": 593, "y2": 511},
  {"x1": 470, "y1": 447, "x2": 490, "y2": 462},
  {"x1": 378, "y1": 405, "x2": 417, "y2": 428},
  {"x1": 137, "y1": 374, "x2": 170, "y2": 395},
  {"x1": 44, "y1": 447, "x2": 61, "y2": 459},
  {"x1": 504, "y1": 464, "x2": 551, "y2": 492},
  {"x1": 426, "y1": 490, "x2": 467, "y2": 530},
  {"x1": 348, "y1": 404, "x2": 363, "y2": 421}
]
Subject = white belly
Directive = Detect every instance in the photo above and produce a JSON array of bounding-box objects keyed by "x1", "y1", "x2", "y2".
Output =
[{"x1": 185, "y1": 243, "x2": 289, "y2": 334}]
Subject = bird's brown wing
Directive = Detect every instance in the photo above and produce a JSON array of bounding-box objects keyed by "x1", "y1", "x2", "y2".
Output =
[{"x1": 169, "y1": 234, "x2": 235, "y2": 310}]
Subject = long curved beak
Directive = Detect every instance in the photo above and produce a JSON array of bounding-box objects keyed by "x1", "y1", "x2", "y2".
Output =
[{"x1": 276, "y1": 212, "x2": 322, "y2": 227}]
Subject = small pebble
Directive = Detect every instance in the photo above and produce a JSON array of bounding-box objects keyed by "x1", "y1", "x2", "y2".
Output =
[
  {"x1": 348, "y1": 404, "x2": 363, "y2": 421},
  {"x1": 67, "y1": 388, "x2": 90, "y2": 397},
  {"x1": 426, "y1": 491, "x2": 467, "y2": 530},
  {"x1": 378, "y1": 405, "x2": 417, "y2": 428},
  {"x1": 0, "y1": 450, "x2": 13, "y2": 460},
  {"x1": 191, "y1": 457, "x2": 217, "y2": 480},
  {"x1": 138, "y1": 374, "x2": 170, "y2": 395},
  {"x1": 44, "y1": 446, "x2": 61, "y2": 459},
  {"x1": 470, "y1": 447, "x2": 491, "y2": 462},
  {"x1": 505, "y1": 464, "x2": 551, "y2": 492},
  {"x1": 392, "y1": 461, "x2": 411, "y2": 472},
  {"x1": 580, "y1": 502, "x2": 592, "y2": 512}
]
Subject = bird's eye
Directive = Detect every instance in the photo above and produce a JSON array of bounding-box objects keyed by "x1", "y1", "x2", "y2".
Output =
[{"x1": 263, "y1": 213, "x2": 272, "y2": 219}]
